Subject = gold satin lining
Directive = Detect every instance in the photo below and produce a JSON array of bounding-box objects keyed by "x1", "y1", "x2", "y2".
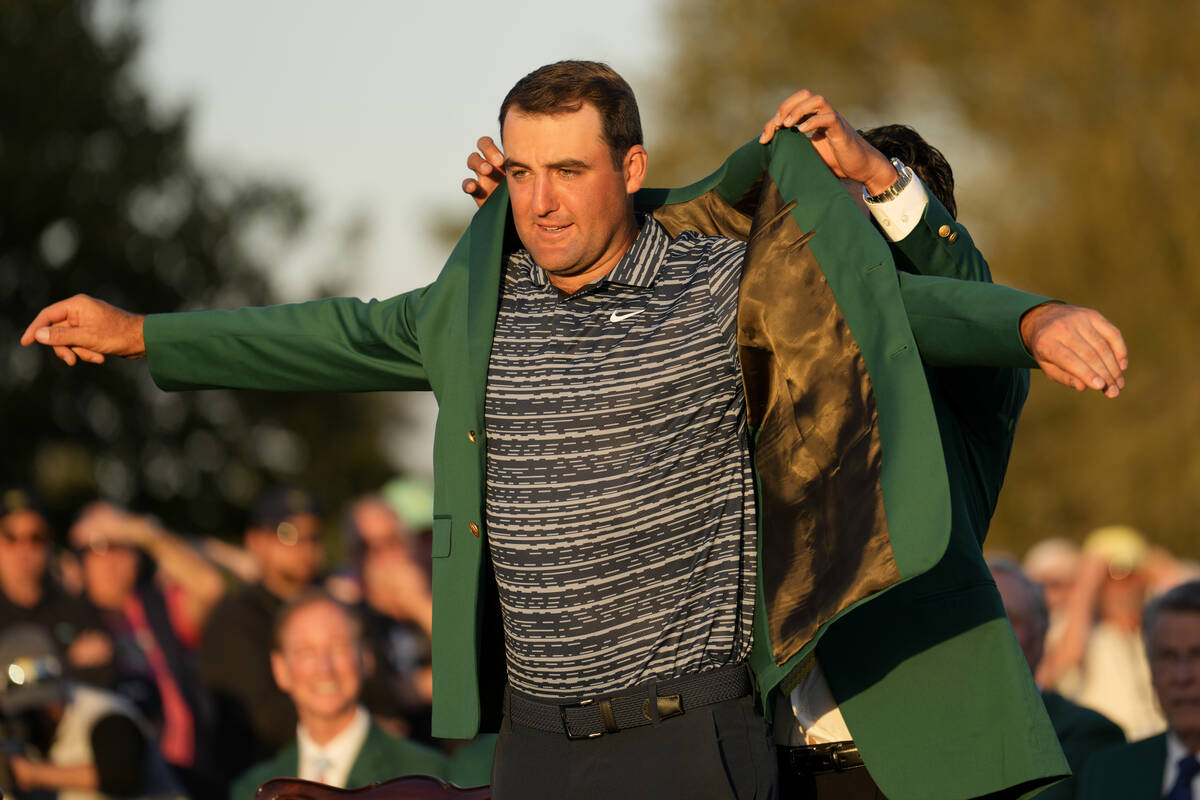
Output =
[{"x1": 653, "y1": 176, "x2": 899, "y2": 666}]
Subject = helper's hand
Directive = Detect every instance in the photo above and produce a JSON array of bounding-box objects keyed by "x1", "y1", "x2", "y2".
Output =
[
  {"x1": 760, "y1": 90, "x2": 897, "y2": 195},
  {"x1": 21, "y1": 295, "x2": 146, "y2": 365},
  {"x1": 1019, "y1": 303, "x2": 1128, "y2": 397},
  {"x1": 462, "y1": 136, "x2": 506, "y2": 207}
]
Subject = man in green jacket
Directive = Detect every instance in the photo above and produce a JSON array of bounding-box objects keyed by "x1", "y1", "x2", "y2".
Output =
[
  {"x1": 230, "y1": 592, "x2": 450, "y2": 799},
  {"x1": 23, "y1": 61, "x2": 1126, "y2": 798}
]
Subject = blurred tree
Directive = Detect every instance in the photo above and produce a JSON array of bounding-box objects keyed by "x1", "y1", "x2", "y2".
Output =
[
  {"x1": 0, "y1": 1, "x2": 398, "y2": 540},
  {"x1": 647, "y1": 0, "x2": 1199, "y2": 555}
]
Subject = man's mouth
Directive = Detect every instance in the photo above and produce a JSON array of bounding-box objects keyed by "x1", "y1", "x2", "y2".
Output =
[{"x1": 538, "y1": 223, "x2": 570, "y2": 233}]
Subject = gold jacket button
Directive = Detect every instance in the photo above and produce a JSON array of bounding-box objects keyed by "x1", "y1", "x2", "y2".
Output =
[
  {"x1": 468, "y1": 430, "x2": 477, "y2": 443},
  {"x1": 938, "y1": 224, "x2": 952, "y2": 238},
  {"x1": 469, "y1": 522, "x2": 480, "y2": 537},
  {"x1": 947, "y1": 232, "x2": 959, "y2": 244}
]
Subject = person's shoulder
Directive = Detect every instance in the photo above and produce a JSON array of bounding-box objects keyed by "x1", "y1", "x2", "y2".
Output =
[
  {"x1": 356, "y1": 723, "x2": 448, "y2": 780},
  {"x1": 1077, "y1": 732, "x2": 1167, "y2": 796},
  {"x1": 1044, "y1": 691, "x2": 1124, "y2": 736},
  {"x1": 231, "y1": 744, "x2": 297, "y2": 800}
]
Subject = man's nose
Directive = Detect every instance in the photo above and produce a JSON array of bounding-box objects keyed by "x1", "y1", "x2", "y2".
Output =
[{"x1": 532, "y1": 176, "x2": 557, "y2": 216}]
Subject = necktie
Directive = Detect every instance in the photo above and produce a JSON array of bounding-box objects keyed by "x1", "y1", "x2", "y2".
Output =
[
  {"x1": 1165, "y1": 755, "x2": 1200, "y2": 800},
  {"x1": 312, "y1": 754, "x2": 333, "y2": 785}
]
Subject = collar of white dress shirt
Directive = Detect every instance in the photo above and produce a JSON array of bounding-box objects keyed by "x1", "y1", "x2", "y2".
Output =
[
  {"x1": 297, "y1": 705, "x2": 371, "y2": 788},
  {"x1": 1164, "y1": 731, "x2": 1200, "y2": 796}
]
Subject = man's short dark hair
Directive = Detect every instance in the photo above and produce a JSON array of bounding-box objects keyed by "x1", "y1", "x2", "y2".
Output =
[
  {"x1": 499, "y1": 60, "x2": 643, "y2": 170},
  {"x1": 861, "y1": 124, "x2": 957, "y2": 220},
  {"x1": 1143, "y1": 580, "x2": 1200, "y2": 647}
]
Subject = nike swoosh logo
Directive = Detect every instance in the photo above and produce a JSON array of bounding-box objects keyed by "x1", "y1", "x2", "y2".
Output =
[{"x1": 609, "y1": 308, "x2": 645, "y2": 323}]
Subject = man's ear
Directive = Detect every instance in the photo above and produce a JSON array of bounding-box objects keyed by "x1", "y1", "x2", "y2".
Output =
[
  {"x1": 624, "y1": 145, "x2": 648, "y2": 194},
  {"x1": 270, "y1": 650, "x2": 292, "y2": 694}
]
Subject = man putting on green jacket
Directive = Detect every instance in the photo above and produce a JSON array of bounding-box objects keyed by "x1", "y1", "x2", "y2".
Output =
[{"x1": 24, "y1": 61, "x2": 1126, "y2": 799}]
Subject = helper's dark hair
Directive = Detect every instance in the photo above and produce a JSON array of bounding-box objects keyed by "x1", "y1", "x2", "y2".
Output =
[
  {"x1": 499, "y1": 60, "x2": 643, "y2": 170},
  {"x1": 861, "y1": 124, "x2": 957, "y2": 220}
]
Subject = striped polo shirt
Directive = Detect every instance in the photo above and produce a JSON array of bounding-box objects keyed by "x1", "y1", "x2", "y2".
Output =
[{"x1": 484, "y1": 218, "x2": 756, "y2": 699}]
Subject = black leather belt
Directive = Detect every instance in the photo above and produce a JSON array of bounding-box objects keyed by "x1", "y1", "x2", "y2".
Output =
[
  {"x1": 505, "y1": 664, "x2": 753, "y2": 740},
  {"x1": 778, "y1": 741, "x2": 865, "y2": 775}
]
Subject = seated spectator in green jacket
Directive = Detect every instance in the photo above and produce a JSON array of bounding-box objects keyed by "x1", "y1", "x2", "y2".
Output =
[{"x1": 230, "y1": 591, "x2": 449, "y2": 799}]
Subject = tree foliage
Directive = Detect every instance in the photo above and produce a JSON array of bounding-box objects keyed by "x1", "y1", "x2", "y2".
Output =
[
  {"x1": 0, "y1": 2, "x2": 396, "y2": 538},
  {"x1": 648, "y1": 0, "x2": 1200, "y2": 554}
]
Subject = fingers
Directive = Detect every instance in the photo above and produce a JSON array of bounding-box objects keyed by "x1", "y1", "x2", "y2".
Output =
[
  {"x1": 477, "y1": 136, "x2": 504, "y2": 170},
  {"x1": 1026, "y1": 304, "x2": 1128, "y2": 398},
  {"x1": 761, "y1": 90, "x2": 824, "y2": 144},
  {"x1": 20, "y1": 299, "x2": 73, "y2": 345}
]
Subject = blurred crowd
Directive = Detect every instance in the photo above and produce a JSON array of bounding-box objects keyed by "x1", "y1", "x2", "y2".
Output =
[
  {"x1": 986, "y1": 527, "x2": 1200, "y2": 798},
  {"x1": 0, "y1": 482, "x2": 491, "y2": 800},
  {"x1": 4, "y1": 471, "x2": 1196, "y2": 800}
]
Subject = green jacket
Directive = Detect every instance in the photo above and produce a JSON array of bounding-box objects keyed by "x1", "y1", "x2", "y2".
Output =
[
  {"x1": 145, "y1": 131, "x2": 1063, "y2": 798},
  {"x1": 1076, "y1": 732, "x2": 1167, "y2": 799},
  {"x1": 228, "y1": 721, "x2": 449, "y2": 800},
  {"x1": 810, "y1": 188, "x2": 1070, "y2": 798}
]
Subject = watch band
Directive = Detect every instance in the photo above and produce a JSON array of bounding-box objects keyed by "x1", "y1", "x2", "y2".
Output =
[{"x1": 863, "y1": 158, "x2": 913, "y2": 205}]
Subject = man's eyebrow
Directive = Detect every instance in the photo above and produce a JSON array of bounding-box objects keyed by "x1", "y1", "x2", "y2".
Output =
[{"x1": 502, "y1": 157, "x2": 590, "y2": 171}]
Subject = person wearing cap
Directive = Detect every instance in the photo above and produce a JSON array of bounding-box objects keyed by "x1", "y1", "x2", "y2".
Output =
[
  {"x1": 0, "y1": 623, "x2": 182, "y2": 800},
  {"x1": 197, "y1": 487, "x2": 325, "y2": 793},
  {"x1": 0, "y1": 489, "x2": 115, "y2": 690},
  {"x1": 1079, "y1": 580, "x2": 1200, "y2": 798},
  {"x1": 1039, "y1": 525, "x2": 1168, "y2": 740},
  {"x1": 230, "y1": 592, "x2": 453, "y2": 800},
  {"x1": 988, "y1": 557, "x2": 1125, "y2": 800}
]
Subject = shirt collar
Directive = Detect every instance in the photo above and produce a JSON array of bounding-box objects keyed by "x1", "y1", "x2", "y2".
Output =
[
  {"x1": 514, "y1": 215, "x2": 670, "y2": 291},
  {"x1": 1164, "y1": 732, "x2": 1199, "y2": 794},
  {"x1": 297, "y1": 705, "x2": 371, "y2": 786}
]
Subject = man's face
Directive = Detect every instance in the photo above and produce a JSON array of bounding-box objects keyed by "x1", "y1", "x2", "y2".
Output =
[
  {"x1": 0, "y1": 510, "x2": 50, "y2": 593},
  {"x1": 248, "y1": 513, "x2": 324, "y2": 594},
  {"x1": 271, "y1": 600, "x2": 363, "y2": 724},
  {"x1": 1148, "y1": 610, "x2": 1200, "y2": 740},
  {"x1": 81, "y1": 545, "x2": 139, "y2": 611},
  {"x1": 502, "y1": 104, "x2": 646, "y2": 290}
]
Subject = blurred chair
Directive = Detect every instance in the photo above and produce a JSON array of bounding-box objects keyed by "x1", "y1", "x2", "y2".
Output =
[{"x1": 256, "y1": 775, "x2": 489, "y2": 800}]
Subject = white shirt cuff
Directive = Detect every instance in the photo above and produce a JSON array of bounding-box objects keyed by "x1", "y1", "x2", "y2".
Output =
[{"x1": 865, "y1": 171, "x2": 929, "y2": 242}]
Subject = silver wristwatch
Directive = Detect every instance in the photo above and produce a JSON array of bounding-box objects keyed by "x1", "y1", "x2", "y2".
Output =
[{"x1": 863, "y1": 158, "x2": 913, "y2": 204}]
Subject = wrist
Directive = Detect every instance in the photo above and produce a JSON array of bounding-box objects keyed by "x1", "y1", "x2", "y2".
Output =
[
  {"x1": 862, "y1": 157, "x2": 901, "y2": 197},
  {"x1": 863, "y1": 159, "x2": 912, "y2": 203}
]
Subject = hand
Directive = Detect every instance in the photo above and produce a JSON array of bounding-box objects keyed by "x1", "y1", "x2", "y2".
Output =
[
  {"x1": 21, "y1": 294, "x2": 146, "y2": 365},
  {"x1": 1019, "y1": 302, "x2": 1128, "y2": 397},
  {"x1": 9, "y1": 754, "x2": 37, "y2": 790},
  {"x1": 461, "y1": 136, "x2": 506, "y2": 208},
  {"x1": 760, "y1": 90, "x2": 897, "y2": 195},
  {"x1": 65, "y1": 629, "x2": 114, "y2": 669},
  {"x1": 69, "y1": 501, "x2": 156, "y2": 552}
]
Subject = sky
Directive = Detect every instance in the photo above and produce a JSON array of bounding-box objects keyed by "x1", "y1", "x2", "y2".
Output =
[
  {"x1": 135, "y1": 0, "x2": 669, "y2": 303},
  {"x1": 128, "y1": 0, "x2": 668, "y2": 476}
]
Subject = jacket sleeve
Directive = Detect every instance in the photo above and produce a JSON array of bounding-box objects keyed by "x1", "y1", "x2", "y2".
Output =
[{"x1": 144, "y1": 288, "x2": 431, "y2": 393}]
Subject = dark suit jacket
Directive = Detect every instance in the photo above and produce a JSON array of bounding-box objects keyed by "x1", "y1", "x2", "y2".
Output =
[
  {"x1": 229, "y1": 720, "x2": 449, "y2": 800},
  {"x1": 1077, "y1": 732, "x2": 1167, "y2": 800},
  {"x1": 1039, "y1": 690, "x2": 1125, "y2": 800},
  {"x1": 143, "y1": 132, "x2": 1065, "y2": 798}
]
